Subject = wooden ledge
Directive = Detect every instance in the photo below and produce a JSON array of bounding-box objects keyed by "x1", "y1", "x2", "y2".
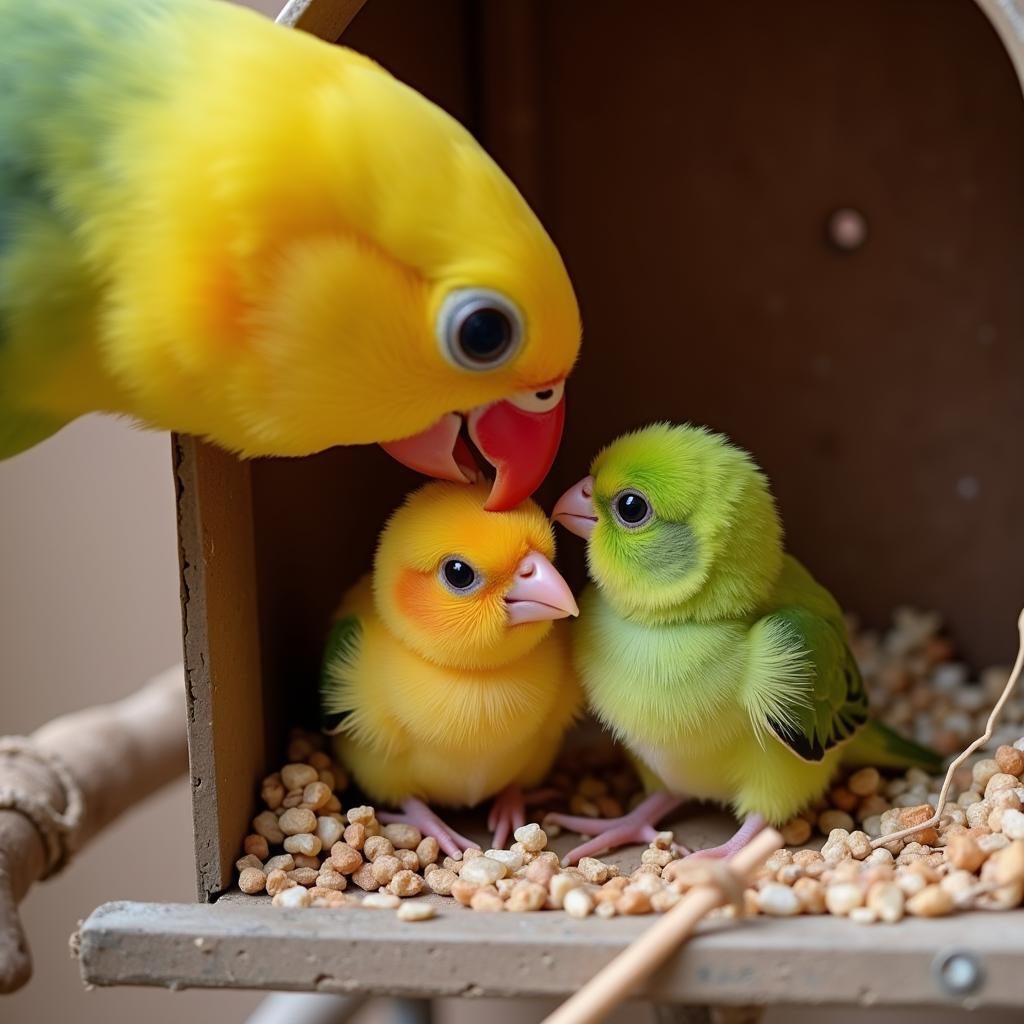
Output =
[{"x1": 78, "y1": 896, "x2": 1023, "y2": 1008}]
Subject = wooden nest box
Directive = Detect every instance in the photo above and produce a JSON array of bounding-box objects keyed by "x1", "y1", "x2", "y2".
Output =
[{"x1": 80, "y1": 0, "x2": 1024, "y2": 1010}]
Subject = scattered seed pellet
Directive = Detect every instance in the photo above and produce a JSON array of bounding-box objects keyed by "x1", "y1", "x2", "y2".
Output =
[
  {"x1": 460, "y1": 856, "x2": 507, "y2": 884},
  {"x1": 362, "y1": 893, "x2": 400, "y2": 910},
  {"x1": 272, "y1": 886, "x2": 310, "y2": 909},
  {"x1": 238, "y1": 867, "x2": 266, "y2": 895},
  {"x1": 397, "y1": 901, "x2": 436, "y2": 922},
  {"x1": 264, "y1": 853, "x2": 293, "y2": 873}
]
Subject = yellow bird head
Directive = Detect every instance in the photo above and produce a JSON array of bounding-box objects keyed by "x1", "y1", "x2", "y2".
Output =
[
  {"x1": 148, "y1": 19, "x2": 581, "y2": 510},
  {"x1": 373, "y1": 481, "x2": 579, "y2": 669}
]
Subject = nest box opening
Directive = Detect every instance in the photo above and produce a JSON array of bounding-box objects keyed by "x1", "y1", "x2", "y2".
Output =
[{"x1": 177, "y1": 0, "x2": 1024, "y2": 900}]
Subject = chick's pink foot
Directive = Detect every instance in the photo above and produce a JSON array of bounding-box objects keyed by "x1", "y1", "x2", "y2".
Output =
[
  {"x1": 684, "y1": 814, "x2": 766, "y2": 860},
  {"x1": 378, "y1": 798, "x2": 480, "y2": 860},
  {"x1": 546, "y1": 792, "x2": 686, "y2": 865},
  {"x1": 489, "y1": 786, "x2": 525, "y2": 850},
  {"x1": 488, "y1": 785, "x2": 563, "y2": 849}
]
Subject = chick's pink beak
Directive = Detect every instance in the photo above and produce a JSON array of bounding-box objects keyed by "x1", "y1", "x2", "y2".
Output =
[
  {"x1": 551, "y1": 476, "x2": 597, "y2": 540},
  {"x1": 505, "y1": 550, "x2": 579, "y2": 625},
  {"x1": 379, "y1": 386, "x2": 566, "y2": 512}
]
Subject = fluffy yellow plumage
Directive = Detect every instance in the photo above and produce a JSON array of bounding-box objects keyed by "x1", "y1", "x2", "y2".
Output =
[
  {"x1": 3, "y1": 0, "x2": 578, "y2": 508},
  {"x1": 321, "y1": 481, "x2": 581, "y2": 853}
]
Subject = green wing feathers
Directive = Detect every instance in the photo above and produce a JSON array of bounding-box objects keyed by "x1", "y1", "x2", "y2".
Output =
[
  {"x1": 747, "y1": 608, "x2": 868, "y2": 763},
  {"x1": 319, "y1": 615, "x2": 362, "y2": 735}
]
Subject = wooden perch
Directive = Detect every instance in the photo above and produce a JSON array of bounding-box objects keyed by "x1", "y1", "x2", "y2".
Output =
[
  {"x1": 542, "y1": 828, "x2": 784, "y2": 1024},
  {"x1": 0, "y1": 666, "x2": 188, "y2": 993},
  {"x1": 275, "y1": 0, "x2": 367, "y2": 41}
]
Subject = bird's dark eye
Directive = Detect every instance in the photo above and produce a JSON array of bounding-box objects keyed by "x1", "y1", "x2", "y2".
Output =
[
  {"x1": 441, "y1": 557, "x2": 479, "y2": 592},
  {"x1": 460, "y1": 308, "x2": 512, "y2": 362},
  {"x1": 437, "y1": 288, "x2": 523, "y2": 371},
  {"x1": 612, "y1": 490, "x2": 653, "y2": 529}
]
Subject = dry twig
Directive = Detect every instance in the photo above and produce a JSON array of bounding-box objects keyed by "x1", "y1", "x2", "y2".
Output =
[{"x1": 870, "y1": 609, "x2": 1024, "y2": 850}]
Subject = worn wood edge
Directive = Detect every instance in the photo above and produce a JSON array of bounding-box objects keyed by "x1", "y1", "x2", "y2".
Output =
[
  {"x1": 173, "y1": 434, "x2": 216, "y2": 902},
  {"x1": 78, "y1": 899, "x2": 1024, "y2": 1007},
  {"x1": 174, "y1": 436, "x2": 264, "y2": 901},
  {"x1": 276, "y1": 0, "x2": 367, "y2": 42}
]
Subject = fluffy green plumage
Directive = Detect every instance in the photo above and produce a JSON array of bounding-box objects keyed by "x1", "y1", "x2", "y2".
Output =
[
  {"x1": 586, "y1": 424, "x2": 786, "y2": 625},
  {"x1": 320, "y1": 615, "x2": 362, "y2": 735},
  {"x1": 573, "y1": 423, "x2": 939, "y2": 825},
  {"x1": 0, "y1": 0, "x2": 172, "y2": 450}
]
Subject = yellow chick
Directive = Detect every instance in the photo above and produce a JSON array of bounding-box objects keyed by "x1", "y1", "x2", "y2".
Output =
[{"x1": 321, "y1": 481, "x2": 581, "y2": 854}]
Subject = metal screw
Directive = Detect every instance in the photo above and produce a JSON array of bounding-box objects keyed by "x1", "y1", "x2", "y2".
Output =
[
  {"x1": 933, "y1": 949, "x2": 984, "y2": 997},
  {"x1": 827, "y1": 207, "x2": 869, "y2": 251}
]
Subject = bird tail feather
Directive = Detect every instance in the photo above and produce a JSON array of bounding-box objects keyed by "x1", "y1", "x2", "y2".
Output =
[
  {"x1": 843, "y1": 719, "x2": 945, "y2": 774},
  {"x1": 0, "y1": 408, "x2": 69, "y2": 461}
]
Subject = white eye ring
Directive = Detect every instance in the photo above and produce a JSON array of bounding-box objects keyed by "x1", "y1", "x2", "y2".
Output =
[
  {"x1": 507, "y1": 380, "x2": 564, "y2": 414},
  {"x1": 436, "y1": 288, "x2": 523, "y2": 371}
]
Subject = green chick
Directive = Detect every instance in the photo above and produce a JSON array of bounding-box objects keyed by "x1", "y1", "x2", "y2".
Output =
[{"x1": 550, "y1": 422, "x2": 942, "y2": 862}]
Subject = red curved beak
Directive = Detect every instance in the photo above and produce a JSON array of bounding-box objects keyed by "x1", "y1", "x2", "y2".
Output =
[
  {"x1": 551, "y1": 476, "x2": 597, "y2": 540},
  {"x1": 468, "y1": 390, "x2": 565, "y2": 511},
  {"x1": 380, "y1": 387, "x2": 566, "y2": 512}
]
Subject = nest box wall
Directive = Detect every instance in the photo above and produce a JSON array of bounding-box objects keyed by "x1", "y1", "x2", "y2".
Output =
[{"x1": 176, "y1": 0, "x2": 1024, "y2": 898}]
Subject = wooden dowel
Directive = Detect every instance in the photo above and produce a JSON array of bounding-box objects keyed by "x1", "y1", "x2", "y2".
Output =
[
  {"x1": 542, "y1": 828, "x2": 783, "y2": 1024},
  {"x1": 0, "y1": 667, "x2": 187, "y2": 993},
  {"x1": 276, "y1": 0, "x2": 367, "y2": 41}
]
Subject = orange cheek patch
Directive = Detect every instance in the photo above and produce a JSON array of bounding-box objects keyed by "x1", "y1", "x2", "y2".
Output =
[
  {"x1": 395, "y1": 570, "x2": 440, "y2": 630},
  {"x1": 395, "y1": 569, "x2": 476, "y2": 637},
  {"x1": 394, "y1": 570, "x2": 508, "y2": 650}
]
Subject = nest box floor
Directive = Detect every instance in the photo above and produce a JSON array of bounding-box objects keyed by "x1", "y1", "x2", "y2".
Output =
[{"x1": 77, "y1": 805, "x2": 1024, "y2": 1009}]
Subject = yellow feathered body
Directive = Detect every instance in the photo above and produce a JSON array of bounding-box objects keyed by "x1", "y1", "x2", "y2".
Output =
[
  {"x1": 1, "y1": 0, "x2": 579, "y2": 459},
  {"x1": 321, "y1": 482, "x2": 581, "y2": 809},
  {"x1": 328, "y1": 577, "x2": 576, "y2": 807}
]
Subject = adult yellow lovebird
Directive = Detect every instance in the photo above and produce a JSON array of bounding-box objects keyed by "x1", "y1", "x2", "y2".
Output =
[
  {"x1": 320, "y1": 481, "x2": 581, "y2": 855},
  {"x1": 0, "y1": 0, "x2": 580, "y2": 510},
  {"x1": 549, "y1": 423, "x2": 942, "y2": 862}
]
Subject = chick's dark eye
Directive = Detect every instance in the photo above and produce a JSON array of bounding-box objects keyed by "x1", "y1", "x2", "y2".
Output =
[
  {"x1": 614, "y1": 491, "x2": 652, "y2": 528},
  {"x1": 459, "y1": 308, "x2": 513, "y2": 364},
  {"x1": 618, "y1": 493, "x2": 648, "y2": 522},
  {"x1": 442, "y1": 559, "x2": 476, "y2": 590}
]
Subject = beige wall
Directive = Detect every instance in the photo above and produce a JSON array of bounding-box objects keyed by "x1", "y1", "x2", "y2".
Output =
[
  {"x1": 2, "y1": 2, "x2": 278, "y2": 1014},
  {"x1": 0, "y1": 416, "x2": 263, "y2": 1023}
]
